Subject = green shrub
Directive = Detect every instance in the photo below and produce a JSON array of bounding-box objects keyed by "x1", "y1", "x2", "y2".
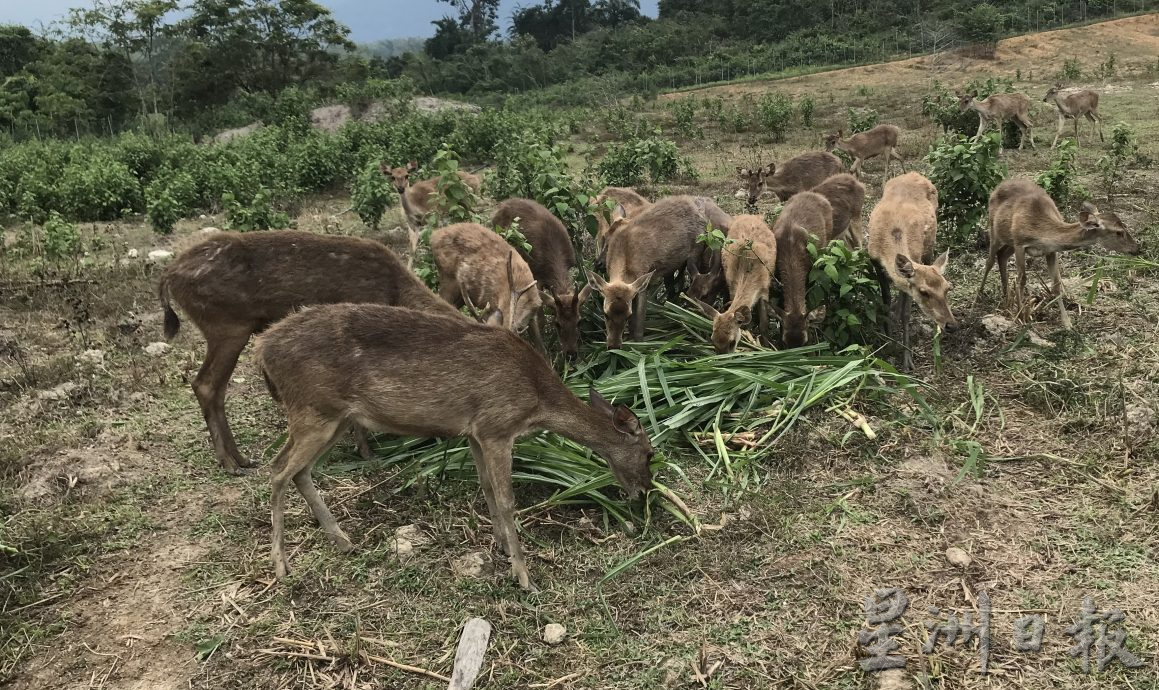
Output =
[
  {"x1": 847, "y1": 107, "x2": 878, "y2": 134},
  {"x1": 599, "y1": 135, "x2": 693, "y2": 187},
  {"x1": 350, "y1": 159, "x2": 395, "y2": 229},
  {"x1": 718, "y1": 105, "x2": 751, "y2": 133},
  {"x1": 146, "y1": 168, "x2": 198, "y2": 234},
  {"x1": 59, "y1": 153, "x2": 142, "y2": 221},
  {"x1": 1097, "y1": 122, "x2": 1139, "y2": 201},
  {"x1": 669, "y1": 98, "x2": 701, "y2": 139},
  {"x1": 756, "y1": 92, "x2": 793, "y2": 142},
  {"x1": 798, "y1": 95, "x2": 816, "y2": 128},
  {"x1": 1057, "y1": 57, "x2": 1082, "y2": 82},
  {"x1": 926, "y1": 132, "x2": 1007, "y2": 248},
  {"x1": 42, "y1": 211, "x2": 81, "y2": 260},
  {"x1": 1035, "y1": 139, "x2": 1089, "y2": 210},
  {"x1": 223, "y1": 188, "x2": 290, "y2": 232},
  {"x1": 806, "y1": 240, "x2": 884, "y2": 349}
]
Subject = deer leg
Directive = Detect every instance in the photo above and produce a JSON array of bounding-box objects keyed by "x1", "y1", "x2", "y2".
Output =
[
  {"x1": 194, "y1": 328, "x2": 252, "y2": 474},
  {"x1": 1013, "y1": 246, "x2": 1029, "y2": 318},
  {"x1": 352, "y1": 426, "x2": 372, "y2": 460},
  {"x1": 1091, "y1": 111, "x2": 1104, "y2": 142},
  {"x1": 996, "y1": 246, "x2": 1013, "y2": 306},
  {"x1": 1045, "y1": 252, "x2": 1072, "y2": 329},
  {"x1": 871, "y1": 259, "x2": 892, "y2": 334},
  {"x1": 405, "y1": 225, "x2": 420, "y2": 270},
  {"x1": 1021, "y1": 116, "x2": 1035, "y2": 149},
  {"x1": 757, "y1": 297, "x2": 771, "y2": 347},
  {"x1": 439, "y1": 275, "x2": 463, "y2": 309},
  {"x1": 976, "y1": 245, "x2": 998, "y2": 305},
  {"x1": 479, "y1": 438, "x2": 533, "y2": 591},
  {"x1": 631, "y1": 289, "x2": 647, "y2": 341},
  {"x1": 1053, "y1": 113, "x2": 1066, "y2": 149},
  {"x1": 899, "y1": 292, "x2": 913, "y2": 372},
  {"x1": 975, "y1": 116, "x2": 987, "y2": 140},
  {"x1": 467, "y1": 438, "x2": 509, "y2": 557},
  {"x1": 529, "y1": 308, "x2": 547, "y2": 354},
  {"x1": 846, "y1": 217, "x2": 863, "y2": 249},
  {"x1": 271, "y1": 415, "x2": 346, "y2": 578}
]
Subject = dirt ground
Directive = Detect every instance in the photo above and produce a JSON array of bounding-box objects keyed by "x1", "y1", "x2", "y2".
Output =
[{"x1": 3, "y1": 15, "x2": 1159, "y2": 690}]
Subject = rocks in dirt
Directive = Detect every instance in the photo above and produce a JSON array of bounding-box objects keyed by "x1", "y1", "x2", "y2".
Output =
[
  {"x1": 126, "y1": 248, "x2": 139, "y2": 259},
  {"x1": 452, "y1": 551, "x2": 488, "y2": 579},
  {"x1": 391, "y1": 524, "x2": 431, "y2": 558},
  {"x1": 1126, "y1": 403, "x2": 1156, "y2": 443},
  {"x1": 542, "y1": 623, "x2": 567, "y2": 645},
  {"x1": 945, "y1": 546, "x2": 972, "y2": 568},
  {"x1": 1026, "y1": 331, "x2": 1054, "y2": 348},
  {"x1": 981, "y1": 314, "x2": 1014, "y2": 338},
  {"x1": 231, "y1": 376, "x2": 246, "y2": 384},
  {"x1": 147, "y1": 249, "x2": 174, "y2": 263},
  {"x1": 129, "y1": 392, "x2": 149, "y2": 403},
  {"x1": 37, "y1": 382, "x2": 79, "y2": 401},
  {"x1": 200, "y1": 226, "x2": 221, "y2": 234},
  {"x1": 144, "y1": 341, "x2": 171, "y2": 356},
  {"x1": 78, "y1": 349, "x2": 105, "y2": 365}
]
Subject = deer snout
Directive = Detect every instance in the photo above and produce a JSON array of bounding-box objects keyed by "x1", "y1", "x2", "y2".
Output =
[
  {"x1": 565, "y1": 350, "x2": 579, "y2": 363},
  {"x1": 943, "y1": 319, "x2": 960, "y2": 334}
]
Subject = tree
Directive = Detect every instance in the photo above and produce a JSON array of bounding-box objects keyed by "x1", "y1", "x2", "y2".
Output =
[
  {"x1": 956, "y1": 3, "x2": 1002, "y2": 51},
  {"x1": 0, "y1": 25, "x2": 42, "y2": 78},
  {"x1": 436, "y1": 0, "x2": 500, "y2": 40}
]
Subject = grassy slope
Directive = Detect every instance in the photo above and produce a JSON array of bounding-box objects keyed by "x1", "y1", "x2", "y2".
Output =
[{"x1": 2, "y1": 14, "x2": 1159, "y2": 690}]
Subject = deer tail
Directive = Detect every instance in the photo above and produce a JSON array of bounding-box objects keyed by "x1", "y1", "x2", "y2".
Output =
[{"x1": 158, "y1": 277, "x2": 180, "y2": 340}]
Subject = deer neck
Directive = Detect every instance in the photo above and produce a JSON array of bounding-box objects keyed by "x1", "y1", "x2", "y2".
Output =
[
  {"x1": 537, "y1": 387, "x2": 624, "y2": 459},
  {"x1": 398, "y1": 183, "x2": 425, "y2": 225},
  {"x1": 1026, "y1": 219, "x2": 1092, "y2": 255}
]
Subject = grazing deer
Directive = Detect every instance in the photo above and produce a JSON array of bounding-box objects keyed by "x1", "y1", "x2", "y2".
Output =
[
  {"x1": 431, "y1": 223, "x2": 541, "y2": 333},
  {"x1": 694, "y1": 215, "x2": 777, "y2": 353},
  {"x1": 593, "y1": 186, "x2": 651, "y2": 269},
  {"x1": 736, "y1": 151, "x2": 844, "y2": 206},
  {"x1": 772, "y1": 191, "x2": 834, "y2": 348},
  {"x1": 492, "y1": 198, "x2": 589, "y2": 361},
  {"x1": 957, "y1": 91, "x2": 1035, "y2": 150},
  {"x1": 255, "y1": 304, "x2": 655, "y2": 590},
  {"x1": 587, "y1": 196, "x2": 729, "y2": 348},
  {"x1": 978, "y1": 179, "x2": 1139, "y2": 328},
  {"x1": 811, "y1": 173, "x2": 866, "y2": 249},
  {"x1": 867, "y1": 172, "x2": 958, "y2": 371},
  {"x1": 823, "y1": 125, "x2": 904, "y2": 178},
  {"x1": 1043, "y1": 85, "x2": 1104, "y2": 148},
  {"x1": 158, "y1": 231, "x2": 463, "y2": 473}
]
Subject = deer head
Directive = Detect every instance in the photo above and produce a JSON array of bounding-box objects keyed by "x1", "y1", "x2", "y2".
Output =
[
  {"x1": 504, "y1": 251, "x2": 540, "y2": 332},
  {"x1": 737, "y1": 164, "x2": 775, "y2": 206},
  {"x1": 1078, "y1": 202, "x2": 1141, "y2": 255},
  {"x1": 686, "y1": 254, "x2": 724, "y2": 303},
  {"x1": 1043, "y1": 84, "x2": 1062, "y2": 103},
  {"x1": 956, "y1": 91, "x2": 977, "y2": 111},
  {"x1": 588, "y1": 387, "x2": 654, "y2": 497},
  {"x1": 381, "y1": 160, "x2": 418, "y2": 195},
  {"x1": 772, "y1": 304, "x2": 826, "y2": 348},
  {"x1": 586, "y1": 268, "x2": 655, "y2": 349},
  {"x1": 544, "y1": 284, "x2": 592, "y2": 362},
  {"x1": 694, "y1": 300, "x2": 752, "y2": 354},
  {"x1": 896, "y1": 251, "x2": 958, "y2": 332},
  {"x1": 822, "y1": 131, "x2": 844, "y2": 151}
]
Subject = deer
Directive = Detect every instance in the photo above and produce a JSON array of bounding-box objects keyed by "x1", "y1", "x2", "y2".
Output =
[
  {"x1": 254, "y1": 303, "x2": 655, "y2": 591},
  {"x1": 693, "y1": 215, "x2": 777, "y2": 353},
  {"x1": 867, "y1": 172, "x2": 958, "y2": 372},
  {"x1": 157, "y1": 230, "x2": 464, "y2": 474},
  {"x1": 593, "y1": 186, "x2": 651, "y2": 269},
  {"x1": 492, "y1": 198, "x2": 590, "y2": 361},
  {"x1": 587, "y1": 196, "x2": 730, "y2": 349},
  {"x1": 736, "y1": 151, "x2": 844, "y2": 207},
  {"x1": 430, "y1": 222, "x2": 542, "y2": 334},
  {"x1": 772, "y1": 191, "x2": 834, "y2": 348},
  {"x1": 823, "y1": 125, "x2": 904, "y2": 178},
  {"x1": 978, "y1": 179, "x2": 1139, "y2": 329},
  {"x1": 382, "y1": 161, "x2": 483, "y2": 264},
  {"x1": 956, "y1": 91, "x2": 1035, "y2": 150},
  {"x1": 811, "y1": 173, "x2": 866, "y2": 249},
  {"x1": 1043, "y1": 85, "x2": 1104, "y2": 148}
]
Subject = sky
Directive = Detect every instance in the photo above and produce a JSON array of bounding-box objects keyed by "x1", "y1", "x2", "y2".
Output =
[{"x1": 0, "y1": 0, "x2": 661, "y2": 43}]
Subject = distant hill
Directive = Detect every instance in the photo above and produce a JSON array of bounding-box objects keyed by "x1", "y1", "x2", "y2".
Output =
[{"x1": 359, "y1": 37, "x2": 425, "y2": 59}]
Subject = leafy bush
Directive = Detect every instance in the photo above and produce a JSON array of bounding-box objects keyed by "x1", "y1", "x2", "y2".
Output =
[
  {"x1": 222, "y1": 189, "x2": 290, "y2": 232},
  {"x1": 59, "y1": 153, "x2": 142, "y2": 221},
  {"x1": 146, "y1": 167, "x2": 198, "y2": 234},
  {"x1": 1057, "y1": 58, "x2": 1083, "y2": 82},
  {"x1": 351, "y1": 159, "x2": 395, "y2": 229},
  {"x1": 1035, "y1": 139, "x2": 1089, "y2": 210},
  {"x1": 42, "y1": 212, "x2": 81, "y2": 260},
  {"x1": 756, "y1": 93, "x2": 793, "y2": 142},
  {"x1": 427, "y1": 145, "x2": 479, "y2": 225},
  {"x1": 718, "y1": 105, "x2": 751, "y2": 133},
  {"x1": 806, "y1": 240, "x2": 884, "y2": 349},
  {"x1": 598, "y1": 135, "x2": 693, "y2": 187},
  {"x1": 926, "y1": 132, "x2": 1007, "y2": 248},
  {"x1": 798, "y1": 95, "x2": 816, "y2": 128},
  {"x1": 847, "y1": 107, "x2": 878, "y2": 134},
  {"x1": 1097, "y1": 122, "x2": 1139, "y2": 201},
  {"x1": 1095, "y1": 53, "x2": 1116, "y2": 81},
  {"x1": 669, "y1": 98, "x2": 701, "y2": 139}
]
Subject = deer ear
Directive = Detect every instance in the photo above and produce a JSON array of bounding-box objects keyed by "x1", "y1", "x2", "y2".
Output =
[
  {"x1": 694, "y1": 298, "x2": 720, "y2": 320},
  {"x1": 576, "y1": 283, "x2": 592, "y2": 306},
  {"x1": 627, "y1": 270, "x2": 655, "y2": 295},
  {"x1": 406, "y1": 160, "x2": 417, "y2": 170},
  {"x1": 1080, "y1": 200, "x2": 1099, "y2": 215},
  {"x1": 485, "y1": 309, "x2": 504, "y2": 326},
  {"x1": 540, "y1": 289, "x2": 557, "y2": 309},
  {"x1": 896, "y1": 254, "x2": 915, "y2": 278},
  {"x1": 763, "y1": 163, "x2": 776, "y2": 176},
  {"x1": 734, "y1": 305, "x2": 752, "y2": 326},
  {"x1": 588, "y1": 387, "x2": 614, "y2": 416},
  {"x1": 807, "y1": 305, "x2": 827, "y2": 323},
  {"x1": 612, "y1": 203, "x2": 628, "y2": 221},
  {"x1": 612, "y1": 405, "x2": 641, "y2": 435},
  {"x1": 378, "y1": 162, "x2": 389, "y2": 174},
  {"x1": 585, "y1": 268, "x2": 609, "y2": 293},
  {"x1": 771, "y1": 303, "x2": 787, "y2": 319},
  {"x1": 932, "y1": 251, "x2": 949, "y2": 275}
]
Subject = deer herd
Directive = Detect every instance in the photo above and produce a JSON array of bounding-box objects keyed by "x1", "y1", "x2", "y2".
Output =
[{"x1": 157, "y1": 82, "x2": 1140, "y2": 590}]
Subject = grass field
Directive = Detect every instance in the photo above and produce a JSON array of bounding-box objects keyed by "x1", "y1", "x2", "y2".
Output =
[{"x1": 2, "y1": 14, "x2": 1159, "y2": 690}]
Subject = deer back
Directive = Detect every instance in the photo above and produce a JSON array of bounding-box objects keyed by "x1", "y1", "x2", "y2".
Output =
[
  {"x1": 723, "y1": 215, "x2": 776, "y2": 308},
  {"x1": 868, "y1": 172, "x2": 939, "y2": 274},
  {"x1": 492, "y1": 198, "x2": 576, "y2": 295},
  {"x1": 768, "y1": 151, "x2": 844, "y2": 200},
  {"x1": 594, "y1": 186, "x2": 651, "y2": 250},
  {"x1": 983, "y1": 92, "x2": 1031, "y2": 118},
  {"x1": 848, "y1": 124, "x2": 900, "y2": 156},
  {"x1": 811, "y1": 173, "x2": 865, "y2": 238},
  {"x1": 160, "y1": 230, "x2": 459, "y2": 333},
  {"x1": 775, "y1": 192, "x2": 834, "y2": 311},
  {"x1": 431, "y1": 223, "x2": 542, "y2": 330},
  {"x1": 606, "y1": 195, "x2": 714, "y2": 282}
]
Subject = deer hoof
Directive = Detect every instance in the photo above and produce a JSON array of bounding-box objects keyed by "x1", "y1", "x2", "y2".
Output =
[
  {"x1": 330, "y1": 533, "x2": 355, "y2": 553},
  {"x1": 515, "y1": 570, "x2": 539, "y2": 593},
  {"x1": 273, "y1": 557, "x2": 289, "y2": 579}
]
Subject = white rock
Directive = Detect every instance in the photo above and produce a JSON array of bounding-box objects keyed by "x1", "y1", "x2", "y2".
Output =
[
  {"x1": 147, "y1": 249, "x2": 174, "y2": 263},
  {"x1": 946, "y1": 546, "x2": 972, "y2": 568},
  {"x1": 37, "y1": 382, "x2": 79, "y2": 401},
  {"x1": 981, "y1": 314, "x2": 1014, "y2": 337},
  {"x1": 200, "y1": 226, "x2": 221, "y2": 234},
  {"x1": 231, "y1": 376, "x2": 246, "y2": 384},
  {"x1": 542, "y1": 623, "x2": 567, "y2": 645},
  {"x1": 144, "y1": 341, "x2": 171, "y2": 356},
  {"x1": 452, "y1": 551, "x2": 487, "y2": 579},
  {"x1": 1027, "y1": 331, "x2": 1054, "y2": 348},
  {"x1": 78, "y1": 349, "x2": 105, "y2": 365},
  {"x1": 391, "y1": 538, "x2": 414, "y2": 558},
  {"x1": 126, "y1": 248, "x2": 139, "y2": 259},
  {"x1": 395, "y1": 524, "x2": 430, "y2": 547}
]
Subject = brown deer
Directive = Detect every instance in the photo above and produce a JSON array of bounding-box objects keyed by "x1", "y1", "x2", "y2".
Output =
[
  {"x1": 978, "y1": 179, "x2": 1139, "y2": 328},
  {"x1": 254, "y1": 304, "x2": 654, "y2": 590},
  {"x1": 823, "y1": 125, "x2": 904, "y2": 178},
  {"x1": 587, "y1": 196, "x2": 729, "y2": 348},
  {"x1": 431, "y1": 223, "x2": 541, "y2": 333},
  {"x1": 811, "y1": 173, "x2": 866, "y2": 249},
  {"x1": 158, "y1": 230, "x2": 463, "y2": 474},
  {"x1": 957, "y1": 91, "x2": 1035, "y2": 150},
  {"x1": 693, "y1": 215, "x2": 777, "y2": 353},
  {"x1": 382, "y1": 161, "x2": 483, "y2": 264},
  {"x1": 593, "y1": 186, "x2": 650, "y2": 268},
  {"x1": 736, "y1": 151, "x2": 843, "y2": 206},
  {"x1": 772, "y1": 192, "x2": 834, "y2": 348},
  {"x1": 492, "y1": 198, "x2": 589, "y2": 361},
  {"x1": 867, "y1": 172, "x2": 958, "y2": 371},
  {"x1": 1043, "y1": 85, "x2": 1104, "y2": 148}
]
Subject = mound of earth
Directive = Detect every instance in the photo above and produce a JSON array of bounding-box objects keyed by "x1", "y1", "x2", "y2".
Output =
[{"x1": 211, "y1": 96, "x2": 481, "y2": 141}]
